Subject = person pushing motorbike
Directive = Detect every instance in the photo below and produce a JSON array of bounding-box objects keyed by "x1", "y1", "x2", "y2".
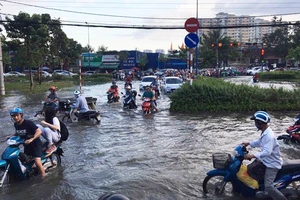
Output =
[
  {"x1": 44, "y1": 86, "x2": 59, "y2": 110},
  {"x1": 7, "y1": 108, "x2": 46, "y2": 178},
  {"x1": 107, "y1": 81, "x2": 119, "y2": 102},
  {"x1": 242, "y1": 111, "x2": 287, "y2": 200}
]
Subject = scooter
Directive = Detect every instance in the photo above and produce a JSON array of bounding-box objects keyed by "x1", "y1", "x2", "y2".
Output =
[
  {"x1": 121, "y1": 92, "x2": 137, "y2": 109},
  {"x1": 107, "y1": 92, "x2": 119, "y2": 103},
  {"x1": 203, "y1": 145, "x2": 300, "y2": 199},
  {"x1": 35, "y1": 99, "x2": 74, "y2": 117},
  {"x1": 277, "y1": 114, "x2": 300, "y2": 144},
  {"x1": 141, "y1": 98, "x2": 153, "y2": 115},
  {"x1": 0, "y1": 136, "x2": 63, "y2": 187}
]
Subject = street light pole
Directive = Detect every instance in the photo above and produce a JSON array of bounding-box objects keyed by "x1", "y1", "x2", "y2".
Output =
[
  {"x1": 85, "y1": 22, "x2": 90, "y2": 71},
  {"x1": 195, "y1": 0, "x2": 199, "y2": 75}
]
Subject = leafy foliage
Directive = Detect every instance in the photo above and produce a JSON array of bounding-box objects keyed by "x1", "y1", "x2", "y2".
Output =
[{"x1": 169, "y1": 77, "x2": 300, "y2": 112}]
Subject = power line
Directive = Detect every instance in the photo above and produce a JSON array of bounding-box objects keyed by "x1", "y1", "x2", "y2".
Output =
[
  {"x1": 0, "y1": 19, "x2": 296, "y2": 30},
  {"x1": 11, "y1": 0, "x2": 300, "y2": 5},
  {"x1": 2, "y1": 0, "x2": 300, "y2": 20}
]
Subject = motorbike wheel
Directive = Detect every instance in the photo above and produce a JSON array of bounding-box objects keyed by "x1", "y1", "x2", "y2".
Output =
[
  {"x1": 0, "y1": 167, "x2": 10, "y2": 186},
  {"x1": 202, "y1": 175, "x2": 234, "y2": 197},
  {"x1": 43, "y1": 152, "x2": 61, "y2": 173}
]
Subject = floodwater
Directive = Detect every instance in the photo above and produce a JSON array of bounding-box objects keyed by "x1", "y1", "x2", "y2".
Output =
[{"x1": 0, "y1": 76, "x2": 299, "y2": 200}]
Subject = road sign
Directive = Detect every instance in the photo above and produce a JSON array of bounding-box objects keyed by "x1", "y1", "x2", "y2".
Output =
[
  {"x1": 184, "y1": 33, "x2": 199, "y2": 48},
  {"x1": 184, "y1": 17, "x2": 200, "y2": 33}
]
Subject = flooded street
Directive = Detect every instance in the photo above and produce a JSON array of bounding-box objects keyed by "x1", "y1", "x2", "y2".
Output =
[{"x1": 0, "y1": 77, "x2": 299, "y2": 200}]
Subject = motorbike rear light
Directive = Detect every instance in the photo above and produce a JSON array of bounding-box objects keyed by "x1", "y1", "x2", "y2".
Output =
[{"x1": 212, "y1": 153, "x2": 232, "y2": 169}]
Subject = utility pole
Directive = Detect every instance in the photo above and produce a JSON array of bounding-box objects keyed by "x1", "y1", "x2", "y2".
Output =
[{"x1": 0, "y1": 38, "x2": 5, "y2": 95}]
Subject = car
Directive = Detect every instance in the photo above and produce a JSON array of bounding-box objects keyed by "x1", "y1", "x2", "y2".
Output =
[
  {"x1": 161, "y1": 76, "x2": 183, "y2": 93},
  {"x1": 4, "y1": 71, "x2": 26, "y2": 77},
  {"x1": 139, "y1": 75, "x2": 157, "y2": 90},
  {"x1": 40, "y1": 71, "x2": 52, "y2": 77},
  {"x1": 53, "y1": 70, "x2": 76, "y2": 77},
  {"x1": 246, "y1": 67, "x2": 262, "y2": 75},
  {"x1": 83, "y1": 71, "x2": 95, "y2": 75}
]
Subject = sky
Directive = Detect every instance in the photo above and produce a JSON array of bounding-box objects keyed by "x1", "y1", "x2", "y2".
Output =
[{"x1": 1, "y1": 0, "x2": 300, "y2": 53}]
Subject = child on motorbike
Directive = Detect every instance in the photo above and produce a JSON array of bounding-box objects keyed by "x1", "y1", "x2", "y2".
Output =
[
  {"x1": 242, "y1": 111, "x2": 287, "y2": 200},
  {"x1": 8, "y1": 107, "x2": 46, "y2": 177},
  {"x1": 36, "y1": 106, "x2": 61, "y2": 157},
  {"x1": 107, "y1": 81, "x2": 119, "y2": 102}
]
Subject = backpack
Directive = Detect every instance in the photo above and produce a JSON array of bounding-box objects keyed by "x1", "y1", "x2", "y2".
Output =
[{"x1": 59, "y1": 119, "x2": 69, "y2": 141}]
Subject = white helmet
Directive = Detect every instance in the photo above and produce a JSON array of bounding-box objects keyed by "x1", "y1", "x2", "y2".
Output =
[
  {"x1": 74, "y1": 90, "x2": 81, "y2": 97},
  {"x1": 125, "y1": 85, "x2": 131, "y2": 90}
]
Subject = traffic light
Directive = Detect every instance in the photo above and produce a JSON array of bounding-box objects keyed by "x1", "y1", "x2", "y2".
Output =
[
  {"x1": 261, "y1": 49, "x2": 265, "y2": 56},
  {"x1": 212, "y1": 44, "x2": 215, "y2": 47},
  {"x1": 218, "y1": 43, "x2": 222, "y2": 47},
  {"x1": 230, "y1": 43, "x2": 233, "y2": 47}
]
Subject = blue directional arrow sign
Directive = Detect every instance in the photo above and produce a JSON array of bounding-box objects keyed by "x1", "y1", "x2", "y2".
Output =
[{"x1": 184, "y1": 33, "x2": 199, "y2": 48}]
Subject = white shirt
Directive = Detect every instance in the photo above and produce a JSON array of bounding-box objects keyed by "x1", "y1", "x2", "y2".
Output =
[
  {"x1": 250, "y1": 127, "x2": 283, "y2": 169},
  {"x1": 74, "y1": 96, "x2": 89, "y2": 113}
]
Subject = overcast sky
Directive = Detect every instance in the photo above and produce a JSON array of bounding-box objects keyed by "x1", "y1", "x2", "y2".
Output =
[{"x1": 1, "y1": 0, "x2": 300, "y2": 53}]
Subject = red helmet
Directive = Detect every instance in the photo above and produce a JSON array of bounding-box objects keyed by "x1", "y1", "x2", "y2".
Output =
[{"x1": 49, "y1": 86, "x2": 56, "y2": 91}]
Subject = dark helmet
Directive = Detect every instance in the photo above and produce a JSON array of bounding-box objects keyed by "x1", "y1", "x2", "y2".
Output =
[
  {"x1": 10, "y1": 107, "x2": 23, "y2": 116},
  {"x1": 112, "y1": 81, "x2": 116, "y2": 85},
  {"x1": 294, "y1": 114, "x2": 300, "y2": 125},
  {"x1": 99, "y1": 194, "x2": 130, "y2": 200},
  {"x1": 250, "y1": 111, "x2": 270, "y2": 124}
]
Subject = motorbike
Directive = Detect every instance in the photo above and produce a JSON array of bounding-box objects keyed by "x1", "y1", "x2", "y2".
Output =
[
  {"x1": 62, "y1": 106, "x2": 101, "y2": 123},
  {"x1": 277, "y1": 114, "x2": 300, "y2": 144},
  {"x1": 0, "y1": 136, "x2": 63, "y2": 187},
  {"x1": 121, "y1": 92, "x2": 137, "y2": 109},
  {"x1": 141, "y1": 98, "x2": 153, "y2": 115},
  {"x1": 202, "y1": 145, "x2": 300, "y2": 199},
  {"x1": 35, "y1": 99, "x2": 73, "y2": 117},
  {"x1": 107, "y1": 92, "x2": 119, "y2": 103}
]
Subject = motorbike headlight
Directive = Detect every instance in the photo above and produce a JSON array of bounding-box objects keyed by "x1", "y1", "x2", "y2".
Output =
[{"x1": 7, "y1": 139, "x2": 17, "y2": 145}]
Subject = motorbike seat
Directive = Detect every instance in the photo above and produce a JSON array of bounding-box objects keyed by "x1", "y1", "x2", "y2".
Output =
[{"x1": 278, "y1": 159, "x2": 300, "y2": 176}]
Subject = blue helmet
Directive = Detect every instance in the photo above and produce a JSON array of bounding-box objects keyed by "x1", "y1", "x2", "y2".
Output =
[
  {"x1": 250, "y1": 111, "x2": 270, "y2": 123},
  {"x1": 10, "y1": 107, "x2": 23, "y2": 116}
]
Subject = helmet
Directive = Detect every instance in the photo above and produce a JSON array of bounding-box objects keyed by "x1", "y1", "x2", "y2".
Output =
[
  {"x1": 74, "y1": 90, "x2": 81, "y2": 97},
  {"x1": 74, "y1": 90, "x2": 80, "y2": 95},
  {"x1": 250, "y1": 111, "x2": 270, "y2": 123},
  {"x1": 294, "y1": 114, "x2": 300, "y2": 125},
  {"x1": 112, "y1": 81, "x2": 116, "y2": 85},
  {"x1": 125, "y1": 85, "x2": 131, "y2": 90},
  {"x1": 49, "y1": 86, "x2": 56, "y2": 91},
  {"x1": 10, "y1": 107, "x2": 23, "y2": 116}
]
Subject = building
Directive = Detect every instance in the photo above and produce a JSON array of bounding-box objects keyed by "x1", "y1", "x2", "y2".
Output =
[{"x1": 198, "y1": 12, "x2": 277, "y2": 43}]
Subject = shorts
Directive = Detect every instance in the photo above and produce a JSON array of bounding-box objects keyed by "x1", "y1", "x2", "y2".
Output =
[{"x1": 24, "y1": 139, "x2": 42, "y2": 158}]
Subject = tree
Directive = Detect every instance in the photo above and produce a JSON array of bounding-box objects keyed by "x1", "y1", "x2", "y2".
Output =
[
  {"x1": 137, "y1": 53, "x2": 148, "y2": 71},
  {"x1": 262, "y1": 16, "x2": 291, "y2": 66},
  {"x1": 96, "y1": 45, "x2": 108, "y2": 53}
]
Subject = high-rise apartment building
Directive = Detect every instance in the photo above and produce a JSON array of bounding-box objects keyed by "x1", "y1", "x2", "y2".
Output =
[{"x1": 198, "y1": 12, "x2": 275, "y2": 43}]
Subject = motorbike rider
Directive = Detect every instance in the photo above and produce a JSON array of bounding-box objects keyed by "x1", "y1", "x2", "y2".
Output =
[
  {"x1": 107, "y1": 81, "x2": 119, "y2": 102},
  {"x1": 142, "y1": 86, "x2": 158, "y2": 112},
  {"x1": 36, "y1": 106, "x2": 61, "y2": 157},
  {"x1": 242, "y1": 111, "x2": 287, "y2": 200},
  {"x1": 72, "y1": 90, "x2": 90, "y2": 120},
  {"x1": 8, "y1": 107, "x2": 46, "y2": 177},
  {"x1": 124, "y1": 85, "x2": 137, "y2": 108},
  {"x1": 44, "y1": 86, "x2": 59, "y2": 110},
  {"x1": 150, "y1": 78, "x2": 160, "y2": 97},
  {"x1": 124, "y1": 75, "x2": 133, "y2": 89},
  {"x1": 253, "y1": 73, "x2": 259, "y2": 83}
]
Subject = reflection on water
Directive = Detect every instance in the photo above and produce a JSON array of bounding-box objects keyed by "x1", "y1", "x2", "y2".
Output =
[{"x1": 0, "y1": 79, "x2": 299, "y2": 200}]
